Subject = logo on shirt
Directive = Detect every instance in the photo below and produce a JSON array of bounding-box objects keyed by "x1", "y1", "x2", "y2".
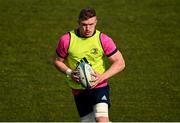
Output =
[{"x1": 90, "y1": 48, "x2": 98, "y2": 55}]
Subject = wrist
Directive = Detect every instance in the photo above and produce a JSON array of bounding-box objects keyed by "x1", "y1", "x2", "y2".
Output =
[{"x1": 66, "y1": 69, "x2": 72, "y2": 77}]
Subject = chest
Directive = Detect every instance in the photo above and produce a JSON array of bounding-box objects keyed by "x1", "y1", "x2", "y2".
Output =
[{"x1": 68, "y1": 36, "x2": 104, "y2": 59}]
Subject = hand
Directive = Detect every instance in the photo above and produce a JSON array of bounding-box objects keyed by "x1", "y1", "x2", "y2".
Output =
[
  {"x1": 71, "y1": 70, "x2": 80, "y2": 83},
  {"x1": 90, "y1": 72, "x2": 105, "y2": 89}
]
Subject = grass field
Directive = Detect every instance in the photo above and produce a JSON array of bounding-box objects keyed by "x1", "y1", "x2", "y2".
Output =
[{"x1": 0, "y1": 0, "x2": 180, "y2": 121}]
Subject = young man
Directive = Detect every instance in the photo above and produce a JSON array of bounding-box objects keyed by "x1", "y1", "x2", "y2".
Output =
[{"x1": 54, "y1": 7, "x2": 125, "y2": 122}]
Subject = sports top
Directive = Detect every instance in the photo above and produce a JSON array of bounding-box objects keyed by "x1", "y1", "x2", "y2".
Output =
[{"x1": 56, "y1": 29, "x2": 117, "y2": 90}]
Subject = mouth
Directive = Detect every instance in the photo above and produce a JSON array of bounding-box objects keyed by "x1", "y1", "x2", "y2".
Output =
[{"x1": 85, "y1": 31, "x2": 91, "y2": 35}]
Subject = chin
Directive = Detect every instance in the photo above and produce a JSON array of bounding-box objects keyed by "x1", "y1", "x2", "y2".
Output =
[
  {"x1": 85, "y1": 35, "x2": 92, "y2": 37},
  {"x1": 86, "y1": 33, "x2": 93, "y2": 37}
]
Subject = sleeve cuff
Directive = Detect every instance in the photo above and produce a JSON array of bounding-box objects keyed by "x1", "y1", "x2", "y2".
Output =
[{"x1": 106, "y1": 48, "x2": 118, "y2": 57}]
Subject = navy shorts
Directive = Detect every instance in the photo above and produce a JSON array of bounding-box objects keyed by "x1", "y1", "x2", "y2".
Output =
[{"x1": 74, "y1": 85, "x2": 110, "y2": 117}]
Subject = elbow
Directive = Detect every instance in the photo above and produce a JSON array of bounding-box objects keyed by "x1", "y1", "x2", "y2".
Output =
[
  {"x1": 53, "y1": 57, "x2": 57, "y2": 67},
  {"x1": 53, "y1": 56, "x2": 60, "y2": 69},
  {"x1": 123, "y1": 58, "x2": 126, "y2": 69},
  {"x1": 122, "y1": 61, "x2": 125, "y2": 70},
  {"x1": 118, "y1": 59, "x2": 125, "y2": 71},
  {"x1": 53, "y1": 60, "x2": 57, "y2": 67},
  {"x1": 53, "y1": 59, "x2": 61, "y2": 69}
]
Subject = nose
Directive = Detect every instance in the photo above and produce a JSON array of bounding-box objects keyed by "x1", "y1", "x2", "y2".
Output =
[{"x1": 86, "y1": 25, "x2": 90, "y2": 30}]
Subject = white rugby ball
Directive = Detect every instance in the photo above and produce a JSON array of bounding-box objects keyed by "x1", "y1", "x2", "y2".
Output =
[{"x1": 77, "y1": 62, "x2": 95, "y2": 89}]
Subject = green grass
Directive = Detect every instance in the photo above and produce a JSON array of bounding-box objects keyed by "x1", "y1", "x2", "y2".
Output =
[{"x1": 0, "y1": 0, "x2": 180, "y2": 121}]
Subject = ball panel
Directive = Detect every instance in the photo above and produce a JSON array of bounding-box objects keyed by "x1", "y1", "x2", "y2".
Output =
[{"x1": 77, "y1": 62, "x2": 95, "y2": 89}]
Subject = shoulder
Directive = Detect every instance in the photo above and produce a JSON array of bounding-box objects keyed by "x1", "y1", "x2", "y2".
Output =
[
  {"x1": 59, "y1": 32, "x2": 71, "y2": 42},
  {"x1": 99, "y1": 32, "x2": 115, "y2": 47},
  {"x1": 100, "y1": 32, "x2": 113, "y2": 42},
  {"x1": 56, "y1": 32, "x2": 71, "y2": 58},
  {"x1": 99, "y1": 32, "x2": 117, "y2": 57}
]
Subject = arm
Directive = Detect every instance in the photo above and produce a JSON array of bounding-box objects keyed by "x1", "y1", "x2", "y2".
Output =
[
  {"x1": 91, "y1": 50, "x2": 125, "y2": 88},
  {"x1": 53, "y1": 54, "x2": 80, "y2": 82},
  {"x1": 53, "y1": 54, "x2": 69, "y2": 74},
  {"x1": 54, "y1": 33, "x2": 78, "y2": 78}
]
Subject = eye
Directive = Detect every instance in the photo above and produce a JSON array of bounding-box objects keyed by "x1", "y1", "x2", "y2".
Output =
[{"x1": 81, "y1": 23, "x2": 87, "y2": 26}]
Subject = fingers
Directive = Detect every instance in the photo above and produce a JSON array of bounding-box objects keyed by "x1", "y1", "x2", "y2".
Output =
[
  {"x1": 72, "y1": 70, "x2": 79, "y2": 75},
  {"x1": 88, "y1": 73, "x2": 98, "y2": 88},
  {"x1": 90, "y1": 72, "x2": 106, "y2": 88},
  {"x1": 71, "y1": 70, "x2": 104, "y2": 88},
  {"x1": 90, "y1": 82, "x2": 98, "y2": 89},
  {"x1": 91, "y1": 71, "x2": 100, "y2": 76},
  {"x1": 90, "y1": 75, "x2": 101, "y2": 89},
  {"x1": 71, "y1": 70, "x2": 80, "y2": 83}
]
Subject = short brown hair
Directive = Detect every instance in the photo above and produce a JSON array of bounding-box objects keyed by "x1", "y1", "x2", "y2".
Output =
[{"x1": 78, "y1": 7, "x2": 96, "y2": 21}]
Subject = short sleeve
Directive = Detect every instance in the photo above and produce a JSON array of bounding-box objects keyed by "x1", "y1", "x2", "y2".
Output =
[
  {"x1": 100, "y1": 33, "x2": 118, "y2": 57},
  {"x1": 56, "y1": 33, "x2": 70, "y2": 58}
]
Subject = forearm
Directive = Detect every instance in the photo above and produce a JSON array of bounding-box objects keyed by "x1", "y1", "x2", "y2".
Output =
[
  {"x1": 54, "y1": 58, "x2": 70, "y2": 74},
  {"x1": 102, "y1": 60, "x2": 125, "y2": 80},
  {"x1": 91, "y1": 59, "x2": 125, "y2": 88},
  {"x1": 54, "y1": 58, "x2": 80, "y2": 82},
  {"x1": 91, "y1": 51, "x2": 125, "y2": 88},
  {"x1": 103, "y1": 51, "x2": 125, "y2": 80}
]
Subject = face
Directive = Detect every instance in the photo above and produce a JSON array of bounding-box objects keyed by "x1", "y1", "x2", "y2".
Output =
[{"x1": 78, "y1": 16, "x2": 97, "y2": 37}]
